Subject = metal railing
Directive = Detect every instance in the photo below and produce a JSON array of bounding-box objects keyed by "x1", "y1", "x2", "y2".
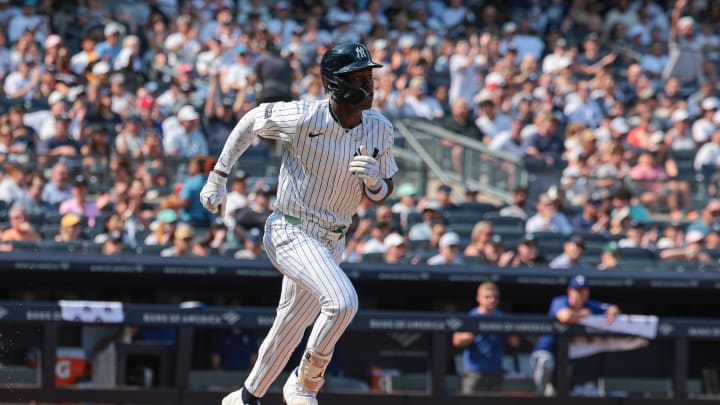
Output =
[{"x1": 394, "y1": 119, "x2": 529, "y2": 203}]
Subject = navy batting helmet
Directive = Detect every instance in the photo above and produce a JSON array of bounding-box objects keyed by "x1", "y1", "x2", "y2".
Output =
[{"x1": 321, "y1": 42, "x2": 382, "y2": 105}]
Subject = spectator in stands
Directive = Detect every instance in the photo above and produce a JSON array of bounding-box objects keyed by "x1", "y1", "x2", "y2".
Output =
[
  {"x1": 160, "y1": 223, "x2": 196, "y2": 257},
  {"x1": 96, "y1": 22, "x2": 123, "y2": 65},
  {"x1": 597, "y1": 241, "x2": 621, "y2": 270},
  {"x1": 523, "y1": 112, "x2": 562, "y2": 166},
  {"x1": 144, "y1": 209, "x2": 179, "y2": 246},
  {"x1": 694, "y1": 129, "x2": 720, "y2": 190},
  {"x1": 3, "y1": 57, "x2": 40, "y2": 102},
  {"x1": 663, "y1": 0, "x2": 705, "y2": 92},
  {"x1": 234, "y1": 228, "x2": 264, "y2": 260},
  {"x1": 24, "y1": 173, "x2": 46, "y2": 216},
  {"x1": 659, "y1": 229, "x2": 711, "y2": 263},
  {"x1": 0, "y1": 158, "x2": 30, "y2": 207},
  {"x1": 94, "y1": 212, "x2": 126, "y2": 244},
  {"x1": 500, "y1": 233, "x2": 546, "y2": 268},
  {"x1": 499, "y1": 187, "x2": 528, "y2": 220},
  {"x1": 225, "y1": 170, "x2": 249, "y2": 221},
  {"x1": 382, "y1": 233, "x2": 411, "y2": 264},
  {"x1": 360, "y1": 220, "x2": 392, "y2": 257},
  {"x1": 401, "y1": 76, "x2": 445, "y2": 120},
  {"x1": 618, "y1": 221, "x2": 656, "y2": 249},
  {"x1": 101, "y1": 231, "x2": 123, "y2": 255},
  {"x1": 391, "y1": 183, "x2": 418, "y2": 230},
  {"x1": 463, "y1": 220, "x2": 493, "y2": 257},
  {"x1": 481, "y1": 234, "x2": 506, "y2": 265},
  {"x1": 409, "y1": 200, "x2": 443, "y2": 241},
  {"x1": 692, "y1": 98, "x2": 719, "y2": 144},
  {"x1": 41, "y1": 162, "x2": 72, "y2": 206},
  {"x1": 531, "y1": 275, "x2": 620, "y2": 397},
  {"x1": 39, "y1": 114, "x2": 81, "y2": 156},
  {"x1": 0, "y1": 204, "x2": 40, "y2": 243},
  {"x1": 427, "y1": 231, "x2": 464, "y2": 265},
  {"x1": 571, "y1": 198, "x2": 600, "y2": 234},
  {"x1": 253, "y1": 40, "x2": 294, "y2": 103},
  {"x1": 115, "y1": 116, "x2": 145, "y2": 157},
  {"x1": 163, "y1": 106, "x2": 209, "y2": 158},
  {"x1": 55, "y1": 213, "x2": 84, "y2": 242},
  {"x1": 7, "y1": 105, "x2": 36, "y2": 154},
  {"x1": 452, "y1": 282, "x2": 519, "y2": 393},
  {"x1": 441, "y1": 98, "x2": 482, "y2": 174},
  {"x1": 526, "y1": 193, "x2": 573, "y2": 235},
  {"x1": 235, "y1": 186, "x2": 273, "y2": 233},
  {"x1": 59, "y1": 175, "x2": 98, "y2": 228},
  {"x1": 177, "y1": 156, "x2": 211, "y2": 226},
  {"x1": 549, "y1": 235, "x2": 588, "y2": 269},
  {"x1": 436, "y1": 184, "x2": 457, "y2": 211},
  {"x1": 656, "y1": 221, "x2": 685, "y2": 250}
]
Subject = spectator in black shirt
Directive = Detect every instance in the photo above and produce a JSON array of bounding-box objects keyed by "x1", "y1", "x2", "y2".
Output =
[
  {"x1": 235, "y1": 186, "x2": 273, "y2": 233},
  {"x1": 572, "y1": 199, "x2": 600, "y2": 234},
  {"x1": 39, "y1": 114, "x2": 81, "y2": 156},
  {"x1": 253, "y1": 41, "x2": 293, "y2": 103}
]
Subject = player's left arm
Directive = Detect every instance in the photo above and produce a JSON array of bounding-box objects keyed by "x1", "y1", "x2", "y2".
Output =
[{"x1": 351, "y1": 119, "x2": 399, "y2": 204}]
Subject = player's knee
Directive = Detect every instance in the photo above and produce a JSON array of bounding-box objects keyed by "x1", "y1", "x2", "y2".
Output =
[{"x1": 333, "y1": 290, "x2": 359, "y2": 319}]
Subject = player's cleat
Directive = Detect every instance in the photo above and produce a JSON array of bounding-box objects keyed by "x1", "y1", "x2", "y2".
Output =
[
  {"x1": 221, "y1": 387, "x2": 260, "y2": 405},
  {"x1": 283, "y1": 368, "x2": 318, "y2": 405}
]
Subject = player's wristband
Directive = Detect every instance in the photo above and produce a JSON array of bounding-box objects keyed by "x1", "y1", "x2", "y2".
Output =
[{"x1": 364, "y1": 179, "x2": 389, "y2": 202}]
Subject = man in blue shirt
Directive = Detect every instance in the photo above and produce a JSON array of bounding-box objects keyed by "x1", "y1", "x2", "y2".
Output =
[
  {"x1": 530, "y1": 275, "x2": 620, "y2": 396},
  {"x1": 179, "y1": 157, "x2": 211, "y2": 226},
  {"x1": 452, "y1": 282, "x2": 519, "y2": 393}
]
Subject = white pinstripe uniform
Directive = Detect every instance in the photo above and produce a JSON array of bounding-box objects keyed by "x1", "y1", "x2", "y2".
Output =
[{"x1": 238, "y1": 99, "x2": 398, "y2": 397}]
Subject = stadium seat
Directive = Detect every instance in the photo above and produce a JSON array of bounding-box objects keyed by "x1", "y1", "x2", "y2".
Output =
[
  {"x1": 448, "y1": 223, "x2": 475, "y2": 239},
  {"x1": 134, "y1": 244, "x2": 171, "y2": 255},
  {"x1": 325, "y1": 376, "x2": 371, "y2": 392},
  {"x1": 618, "y1": 248, "x2": 657, "y2": 261},
  {"x1": 37, "y1": 240, "x2": 85, "y2": 253},
  {"x1": 10, "y1": 241, "x2": 39, "y2": 252},
  {"x1": 461, "y1": 254, "x2": 486, "y2": 265},
  {"x1": 362, "y1": 252, "x2": 384, "y2": 263},
  {"x1": 598, "y1": 377, "x2": 672, "y2": 398}
]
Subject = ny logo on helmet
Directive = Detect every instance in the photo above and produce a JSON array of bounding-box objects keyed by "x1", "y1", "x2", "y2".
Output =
[{"x1": 355, "y1": 46, "x2": 367, "y2": 59}]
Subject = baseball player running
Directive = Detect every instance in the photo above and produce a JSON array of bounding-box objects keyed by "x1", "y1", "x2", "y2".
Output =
[{"x1": 201, "y1": 42, "x2": 398, "y2": 405}]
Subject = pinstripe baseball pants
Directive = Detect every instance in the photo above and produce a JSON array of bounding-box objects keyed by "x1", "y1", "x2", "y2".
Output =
[{"x1": 244, "y1": 211, "x2": 358, "y2": 397}]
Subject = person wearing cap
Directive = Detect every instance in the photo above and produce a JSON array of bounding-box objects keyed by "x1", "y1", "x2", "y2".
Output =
[
  {"x1": 480, "y1": 234, "x2": 506, "y2": 265},
  {"x1": 666, "y1": 109, "x2": 695, "y2": 151},
  {"x1": 659, "y1": 228, "x2": 711, "y2": 263},
  {"x1": 391, "y1": 183, "x2": 418, "y2": 229},
  {"x1": 427, "y1": 231, "x2": 464, "y2": 265},
  {"x1": 524, "y1": 112, "x2": 563, "y2": 166},
  {"x1": 408, "y1": 200, "x2": 444, "y2": 241},
  {"x1": 55, "y1": 213, "x2": 85, "y2": 242},
  {"x1": 663, "y1": 0, "x2": 705, "y2": 91},
  {"x1": 96, "y1": 21, "x2": 123, "y2": 64},
  {"x1": 93, "y1": 212, "x2": 127, "y2": 245},
  {"x1": 225, "y1": 170, "x2": 249, "y2": 219},
  {"x1": 499, "y1": 186, "x2": 528, "y2": 220},
  {"x1": 618, "y1": 220, "x2": 655, "y2": 248},
  {"x1": 501, "y1": 233, "x2": 547, "y2": 268},
  {"x1": 541, "y1": 38, "x2": 572, "y2": 74},
  {"x1": 436, "y1": 184, "x2": 457, "y2": 211},
  {"x1": 145, "y1": 209, "x2": 179, "y2": 246},
  {"x1": 176, "y1": 156, "x2": 212, "y2": 226},
  {"x1": 381, "y1": 233, "x2": 410, "y2": 264},
  {"x1": 548, "y1": 235, "x2": 588, "y2": 269},
  {"x1": 0, "y1": 204, "x2": 40, "y2": 243},
  {"x1": 234, "y1": 228, "x2": 266, "y2": 260},
  {"x1": 59, "y1": 175, "x2": 98, "y2": 228},
  {"x1": 234, "y1": 185, "x2": 273, "y2": 233},
  {"x1": 597, "y1": 241, "x2": 621, "y2": 270},
  {"x1": 401, "y1": 76, "x2": 445, "y2": 120},
  {"x1": 7, "y1": 105, "x2": 36, "y2": 154},
  {"x1": 221, "y1": 44, "x2": 253, "y2": 94},
  {"x1": 453, "y1": 282, "x2": 520, "y2": 393},
  {"x1": 116, "y1": 114, "x2": 145, "y2": 157},
  {"x1": 531, "y1": 275, "x2": 620, "y2": 396},
  {"x1": 163, "y1": 105, "x2": 208, "y2": 158},
  {"x1": 441, "y1": 98, "x2": 483, "y2": 174},
  {"x1": 100, "y1": 231, "x2": 124, "y2": 255},
  {"x1": 475, "y1": 89, "x2": 512, "y2": 144},
  {"x1": 161, "y1": 223, "x2": 197, "y2": 257}
]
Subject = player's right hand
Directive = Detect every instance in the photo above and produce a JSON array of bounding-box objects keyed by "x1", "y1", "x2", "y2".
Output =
[{"x1": 200, "y1": 171, "x2": 227, "y2": 217}]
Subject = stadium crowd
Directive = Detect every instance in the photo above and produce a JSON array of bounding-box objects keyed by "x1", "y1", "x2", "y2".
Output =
[{"x1": 0, "y1": 0, "x2": 719, "y2": 269}]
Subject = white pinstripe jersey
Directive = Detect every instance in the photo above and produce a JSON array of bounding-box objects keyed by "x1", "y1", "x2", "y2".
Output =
[{"x1": 253, "y1": 99, "x2": 398, "y2": 228}]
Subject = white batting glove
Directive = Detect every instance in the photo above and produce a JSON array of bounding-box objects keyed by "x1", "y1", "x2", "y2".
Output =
[
  {"x1": 200, "y1": 171, "x2": 227, "y2": 216},
  {"x1": 349, "y1": 145, "x2": 381, "y2": 188}
]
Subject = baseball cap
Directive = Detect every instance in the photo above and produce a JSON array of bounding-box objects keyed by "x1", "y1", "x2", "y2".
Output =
[
  {"x1": 396, "y1": 183, "x2": 417, "y2": 197},
  {"x1": 603, "y1": 241, "x2": 619, "y2": 254},
  {"x1": 686, "y1": 229, "x2": 706, "y2": 244},
  {"x1": 610, "y1": 117, "x2": 630, "y2": 134},
  {"x1": 383, "y1": 233, "x2": 406, "y2": 249},
  {"x1": 671, "y1": 109, "x2": 690, "y2": 123},
  {"x1": 234, "y1": 169, "x2": 248, "y2": 181},
  {"x1": 568, "y1": 275, "x2": 589, "y2": 289},
  {"x1": 45, "y1": 34, "x2": 62, "y2": 49},
  {"x1": 520, "y1": 233, "x2": 536, "y2": 245},
  {"x1": 177, "y1": 105, "x2": 199, "y2": 121},
  {"x1": 48, "y1": 90, "x2": 65, "y2": 106},
  {"x1": 73, "y1": 175, "x2": 88, "y2": 187},
  {"x1": 61, "y1": 213, "x2": 82, "y2": 228},
  {"x1": 702, "y1": 97, "x2": 720, "y2": 111},
  {"x1": 245, "y1": 228, "x2": 262, "y2": 244},
  {"x1": 109, "y1": 230, "x2": 123, "y2": 242},
  {"x1": 104, "y1": 22, "x2": 122, "y2": 37},
  {"x1": 568, "y1": 235, "x2": 585, "y2": 249},
  {"x1": 424, "y1": 200, "x2": 442, "y2": 212},
  {"x1": 235, "y1": 45, "x2": 248, "y2": 55},
  {"x1": 439, "y1": 232, "x2": 460, "y2": 248},
  {"x1": 174, "y1": 223, "x2": 194, "y2": 239},
  {"x1": 437, "y1": 184, "x2": 452, "y2": 194},
  {"x1": 490, "y1": 234, "x2": 503, "y2": 245},
  {"x1": 157, "y1": 209, "x2": 178, "y2": 223},
  {"x1": 92, "y1": 61, "x2": 110, "y2": 76}
]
